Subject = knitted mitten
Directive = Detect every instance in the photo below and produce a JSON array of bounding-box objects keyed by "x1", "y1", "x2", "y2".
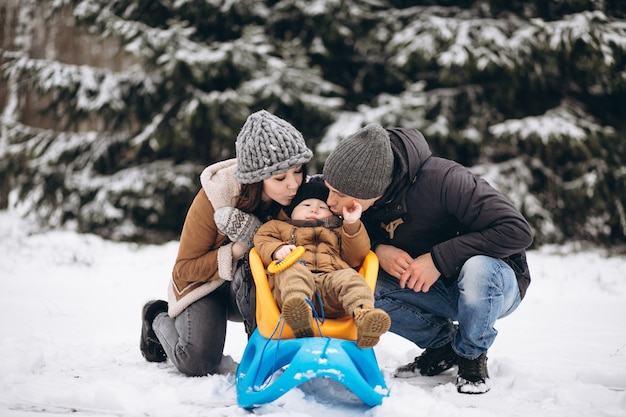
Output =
[{"x1": 214, "y1": 207, "x2": 262, "y2": 247}]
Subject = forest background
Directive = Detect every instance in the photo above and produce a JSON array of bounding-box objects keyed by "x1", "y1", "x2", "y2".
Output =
[{"x1": 1, "y1": 0, "x2": 625, "y2": 250}]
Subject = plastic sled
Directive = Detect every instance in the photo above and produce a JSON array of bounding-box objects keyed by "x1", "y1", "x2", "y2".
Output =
[{"x1": 236, "y1": 248, "x2": 389, "y2": 408}]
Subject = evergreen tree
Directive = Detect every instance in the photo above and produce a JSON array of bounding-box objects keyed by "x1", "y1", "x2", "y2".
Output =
[
  {"x1": 1, "y1": 0, "x2": 625, "y2": 248},
  {"x1": 313, "y1": 1, "x2": 626, "y2": 247},
  {"x1": 0, "y1": 0, "x2": 341, "y2": 241}
]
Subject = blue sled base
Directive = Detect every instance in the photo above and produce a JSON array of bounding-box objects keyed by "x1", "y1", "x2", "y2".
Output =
[{"x1": 236, "y1": 329, "x2": 389, "y2": 408}]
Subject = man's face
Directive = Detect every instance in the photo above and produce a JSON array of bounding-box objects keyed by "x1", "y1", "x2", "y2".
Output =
[{"x1": 324, "y1": 181, "x2": 379, "y2": 215}]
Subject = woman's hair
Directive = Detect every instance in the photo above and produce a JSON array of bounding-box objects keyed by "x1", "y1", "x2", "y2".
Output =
[
  {"x1": 234, "y1": 165, "x2": 308, "y2": 217},
  {"x1": 234, "y1": 182, "x2": 263, "y2": 213}
]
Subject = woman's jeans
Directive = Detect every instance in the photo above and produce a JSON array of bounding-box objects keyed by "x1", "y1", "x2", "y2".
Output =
[
  {"x1": 152, "y1": 281, "x2": 242, "y2": 376},
  {"x1": 375, "y1": 255, "x2": 522, "y2": 359}
]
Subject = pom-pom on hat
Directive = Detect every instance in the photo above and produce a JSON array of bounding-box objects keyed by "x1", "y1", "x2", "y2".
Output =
[
  {"x1": 286, "y1": 180, "x2": 330, "y2": 216},
  {"x1": 235, "y1": 110, "x2": 313, "y2": 184},
  {"x1": 323, "y1": 124, "x2": 394, "y2": 199}
]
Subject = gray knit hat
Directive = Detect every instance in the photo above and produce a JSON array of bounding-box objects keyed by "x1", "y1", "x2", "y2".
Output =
[
  {"x1": 234, "y1": 110, "x2": 313, "y2": 184},
  {"x1": 323, "y1": 124, "x2": 394, "y2": 199}
]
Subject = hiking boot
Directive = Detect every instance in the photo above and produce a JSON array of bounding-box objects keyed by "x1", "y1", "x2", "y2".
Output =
[
  {"x1": 353, "y1": 307, "x2": 391, "y2": 348},
  {"x1": 282, "y1": 297, "x2": 314, "y2": 338},
  {"x1": 140, "y1": 300, "x2": 168, "y2": 362},
  {"x1": 456, "y1": 352, "x2": 490, "y2": 394},
  {"x1": 394, "y1": 341, "x2": 458, "y2": 377}
]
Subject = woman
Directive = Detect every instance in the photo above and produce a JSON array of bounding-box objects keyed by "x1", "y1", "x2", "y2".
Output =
[{"x1": 140, "y1": 110, "x2": 313, "y2": 376}]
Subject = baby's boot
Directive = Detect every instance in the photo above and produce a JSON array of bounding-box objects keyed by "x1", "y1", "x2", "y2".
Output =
[
  {"x1": 282, "y1": 296, "x2": 314, "y2": 338},
  {"x1": 353, "y1": 305, "x2": 391, "y2": 348}
]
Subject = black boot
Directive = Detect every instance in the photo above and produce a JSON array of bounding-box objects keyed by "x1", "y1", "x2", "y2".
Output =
[
  {"x1": 140, "y1": 300, "x2": 168, "y2": 362},
  {"x1": 456, "y1": 352, "x2": 490, "y2": 394},
  {"x1": 394, "y1": 342, "x2": 458, "y2": 377}
]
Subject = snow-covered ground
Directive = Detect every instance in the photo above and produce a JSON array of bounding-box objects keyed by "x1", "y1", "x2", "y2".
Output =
[{"x1": 1, "y1": 209, "x2": 625, "y2": 417}]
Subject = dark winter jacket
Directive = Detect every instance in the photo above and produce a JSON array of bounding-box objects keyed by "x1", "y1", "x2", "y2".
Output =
[{"x1": 362, "y1": 128, "x2": 533, "y2": 298}]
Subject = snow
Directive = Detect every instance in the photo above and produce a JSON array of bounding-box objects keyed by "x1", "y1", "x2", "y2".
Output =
[
  {"x1": 1, "y1": 209, "x2": 625, "y2": 417},
  {"x1": 489, "y1": 100, "x2": 609, "y2": 144}
]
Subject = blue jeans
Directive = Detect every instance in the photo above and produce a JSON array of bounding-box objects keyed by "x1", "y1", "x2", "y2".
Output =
[{"x1": 375, "y1": 255, "x2": 522, "y2": 359}]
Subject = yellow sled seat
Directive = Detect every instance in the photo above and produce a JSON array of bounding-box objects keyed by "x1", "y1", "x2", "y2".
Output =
[{"x1": 249, "y1": 247, "x2": 379, "y2": 340}]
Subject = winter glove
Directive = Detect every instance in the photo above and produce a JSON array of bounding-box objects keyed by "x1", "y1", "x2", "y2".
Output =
[{"x1": 214, "y1": 207, "x2": 262, "y2": 247}]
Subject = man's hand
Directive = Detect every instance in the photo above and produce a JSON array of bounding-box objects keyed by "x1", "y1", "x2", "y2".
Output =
[
  {"x1": 375, "y1": 244, "x2": 441, "y2": 292},
  {"x1": 375, "y1": 244, "x2": 414, "y2": 279},
  {"x1": 342, "y1": 201, "x2": 363, "y2": 224},
  {"x1": 401, "y1": 252, "x2": 441, "y2": 292}
]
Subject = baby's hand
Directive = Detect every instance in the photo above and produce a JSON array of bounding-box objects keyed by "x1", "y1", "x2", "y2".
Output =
[
  {"x1": 274, "y1": 244, "x2": 297, "y2": 260},
  {"x1": 342, "y1": 201, "x2": 363, "y2": 224}
]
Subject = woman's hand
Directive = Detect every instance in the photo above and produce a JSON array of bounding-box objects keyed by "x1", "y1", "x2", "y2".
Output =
[{"x1": 231, "y1": 241, "x2": 250, "y2": 261}]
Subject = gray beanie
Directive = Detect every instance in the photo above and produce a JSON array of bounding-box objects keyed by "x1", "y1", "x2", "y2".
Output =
[
  {"x1": 323, "y1": 124, "x2": 394, "y2": 199},
  {"x1": 235, "y1": 110, "x2": 313, "y2": 184}
]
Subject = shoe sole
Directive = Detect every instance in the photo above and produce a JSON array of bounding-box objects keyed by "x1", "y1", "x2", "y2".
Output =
[
  {"x1": 356, "y1": 310, "x2": 391, "y2": 348},
  {"x1": 282, "y1": 297, "x2": 314, "y2": 337},
  {"x1": 456, "y1": 376, "x2": 491, "y2": 394}
]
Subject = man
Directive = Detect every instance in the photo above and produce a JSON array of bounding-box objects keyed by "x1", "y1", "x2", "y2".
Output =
[{"x1": 322, "y1": 124, "x2": 533, "y2": 394}]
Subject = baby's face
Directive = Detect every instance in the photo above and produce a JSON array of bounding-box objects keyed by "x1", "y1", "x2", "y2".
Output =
[{"x1": 291, "y1": 198, "x2": 333, "y2": 221}]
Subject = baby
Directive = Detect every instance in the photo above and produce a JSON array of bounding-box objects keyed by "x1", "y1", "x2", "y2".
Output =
[{"x1": 253, "y1": 180, "x2": 391, "y2": 348}]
